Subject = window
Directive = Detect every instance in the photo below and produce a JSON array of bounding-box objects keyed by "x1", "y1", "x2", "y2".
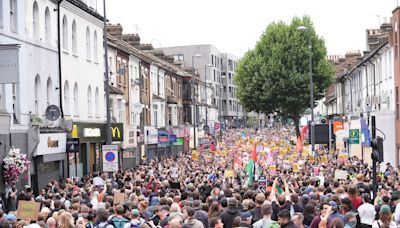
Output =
[
  {"x1": 0, "y1": 0, "x2": 4, "y2": 28},
  {"x1": 34, "y1": 75, "x2": 41, "y2": 115},
  {"x1": 10, "y1": 0, "x2": 17, "y2": 33},
  {"x1": 87, "y1": 86, "x2": 92, "y2": 116},
  {"x1": 73, "y1": 83, "x2": 78, "y2": 115},
  {"x1": 109, "y1": 99, "x2": 114, "y2": 120},
  {"x1": 95, "y1": 87, "x2": 99, "y2": 117},
  {"x1": 62, "y1": 15, "x2": 68, "y2": 50},
  {"x1": 72, "y1": 20, "x2": 77, "y2": 54},
  {"x1": 64, "y1": 81, "x2": 69, "y2": 114},
  {"x1": 32, "y1": 1, "x2": 39, "y2": 40},
  {"x1": 46, "y1": 77, "x2": 52, "y2": 106},
  {"x1": 93, "y1": 31, "x2": 98, "y2": 62},
  {"x1": 152, "y1": 104, "x2": 158, "y2": 127},
  {"x1": 86, "y1": 27, "x2": 91, "y2": 59},
  {"x1": 45, "y1": 7, "x2": 51, "y2": 43},
  {"x1": 117, "y1": 99, "x2": 123, "y2": 122}
]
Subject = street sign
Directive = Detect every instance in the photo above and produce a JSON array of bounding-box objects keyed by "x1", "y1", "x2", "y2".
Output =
[
  {"x1": 349, "y1": 129, "x2": 360, "y2": 144},
  {"x1": 102, "y1": 145, "x2": 119, "y2": 172},
  {"x1": 45, "y1": 105, "x2": 61, "y2": 121},
  {"x1": 66, "y1": 138, "x2": 79, "y2": 153}
]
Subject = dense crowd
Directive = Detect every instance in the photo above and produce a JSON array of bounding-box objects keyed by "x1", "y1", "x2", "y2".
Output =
[{"x1": 0, "y1": 127, "x2": 399, "y2": 228}]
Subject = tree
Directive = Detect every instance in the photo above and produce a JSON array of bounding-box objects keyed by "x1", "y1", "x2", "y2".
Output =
[{"x1": 235, "y1": 16, "x2": 334, "y2": 137}]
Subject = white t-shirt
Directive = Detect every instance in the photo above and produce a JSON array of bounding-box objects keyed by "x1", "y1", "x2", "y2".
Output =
[{"x1": 358, "y1": 203, "x2": 376, "y2": 225}]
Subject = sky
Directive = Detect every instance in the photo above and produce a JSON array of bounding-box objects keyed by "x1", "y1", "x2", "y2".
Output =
[{"x1": 98, "y1": 0, "x2": 398, "y2": 58}]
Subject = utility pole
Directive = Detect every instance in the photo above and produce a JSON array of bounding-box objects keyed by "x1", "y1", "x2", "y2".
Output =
[
  {"x1": 103, "y1": 0, "x2": 111, "y2": 145},
  {"x1": 371, "y1": 116, "x2": 377, "y2": 199}
]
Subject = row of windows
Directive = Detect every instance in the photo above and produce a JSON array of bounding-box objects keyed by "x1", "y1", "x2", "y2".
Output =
[
  {"x1": 31, "y1": 1, "x2": 52, "y2": 43},
  {"x1": 33, "y1": 75, "x2": 100, "y2": 118},
  {"x1": 62, "y1": 15, "x2": 98, "y2": 61}
]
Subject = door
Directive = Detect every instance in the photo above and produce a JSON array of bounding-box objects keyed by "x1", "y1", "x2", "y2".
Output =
[{"x1": 89, "y1": 143, "x2": 95, "y2": 174}]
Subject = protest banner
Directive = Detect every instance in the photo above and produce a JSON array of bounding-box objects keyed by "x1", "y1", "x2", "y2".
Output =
[{"x1": 17, "y1": 201, "x2": 41, "y2": 221}]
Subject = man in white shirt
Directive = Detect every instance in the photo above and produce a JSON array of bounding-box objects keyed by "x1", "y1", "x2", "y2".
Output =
[
  {"x1": 358, "y1": 194, "x2": 376, "y2": 227},
  {"x1": 393, "y1": 194, "x2": 400, "y2": 225}
]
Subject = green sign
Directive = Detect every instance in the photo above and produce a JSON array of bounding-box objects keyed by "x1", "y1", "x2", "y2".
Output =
[
  {"x1": 173, "y1": 138, "x2": 184, "y2": 146},
  {"x1": 349, "y1": 129, "x2": 360, "y2": 144}
]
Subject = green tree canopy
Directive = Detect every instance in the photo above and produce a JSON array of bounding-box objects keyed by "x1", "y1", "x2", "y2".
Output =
[{"x1": 235, "y1": 16, "x2": 334, "y2": 136}]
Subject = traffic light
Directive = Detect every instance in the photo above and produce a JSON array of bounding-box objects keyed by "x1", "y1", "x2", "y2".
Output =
[{"x1": 371, "y1": 136, "x2": 383, "y2": 162}]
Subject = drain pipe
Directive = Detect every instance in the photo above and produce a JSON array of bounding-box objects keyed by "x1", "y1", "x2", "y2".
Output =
[{"x1": 57, "y1": 0, "x2": 64, "y2": 118}]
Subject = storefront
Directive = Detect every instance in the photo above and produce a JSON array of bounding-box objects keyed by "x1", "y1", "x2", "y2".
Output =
[
  {"x1": 122, "y1": 125, "x2": 138, "y2": 170},
  {"x1": 33, "y1": 132, "x2": 67, "y2": 193},
  {"x1": 68, "y1": 122, "x2": 123, "y2": 177},
  {"x1": 144, "y1": 126, "x2": 158, "y2": 162}
]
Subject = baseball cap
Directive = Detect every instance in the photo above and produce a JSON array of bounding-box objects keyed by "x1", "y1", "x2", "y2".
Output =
[
  {"x1": 131, "y1": 209, "x2": 140, "y2": 217},
  {"x1": 241, "y1": 211, "x2": 252, "y2": 220}
]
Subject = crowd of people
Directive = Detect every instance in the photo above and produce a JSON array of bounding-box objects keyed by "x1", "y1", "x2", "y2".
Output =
[{"x1": 0, "y1": 127, "x2": 399, "y2": 228}]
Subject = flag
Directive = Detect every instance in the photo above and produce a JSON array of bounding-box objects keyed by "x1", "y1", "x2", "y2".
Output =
[
  {"x1": 296, "y1": 137, "x2": 303, "y2": 152},
  {"x1": 245, "y1": 144, "x2": 259, "y2": 187}
]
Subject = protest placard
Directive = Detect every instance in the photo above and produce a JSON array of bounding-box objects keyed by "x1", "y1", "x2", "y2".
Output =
[
  {"x1": 224, "y1": 169, "x2": 235, "y2": 178},
  {"x1": 293, "y1": 163, "x2": 299, "y2": 173},
  {"x1": 113, "y1": 192, "x2": 125, "y2": 205},
  {"x1": 334, "y1": 170, "x2": 348, "y2": 180},
  {"x1": 17, "y1": 201, "x2": 40, "y2": 221}
]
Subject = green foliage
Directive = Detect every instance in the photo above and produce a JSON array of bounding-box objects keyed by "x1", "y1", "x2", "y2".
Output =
[
  {"x1": 235, "y1": 16, "x2": 334, "y2": 134},
  {"x1": 246, "y1": 117, "x2": 259, "y2": 127}
]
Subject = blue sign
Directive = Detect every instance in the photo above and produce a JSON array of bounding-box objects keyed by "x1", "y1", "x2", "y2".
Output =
[
  {"x1": 360, "y1": 118, "x2": 371, "y2": 147},
  {"x1": 169, "y1": 134, "x2": 177, "y2": 143},
  {"x1": 158, "y1": 131, "x2": 169, "y2": 143},
  {"x1": 105, "y1": 151, "x2": 116, "y2": 162}
]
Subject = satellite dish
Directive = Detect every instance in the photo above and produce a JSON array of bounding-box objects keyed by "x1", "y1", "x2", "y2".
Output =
[
  {"x1": 132, "y1": 103, "x2": 143, "y2": 114},
  {"x1": 45, "y1": 105, "x2": 61, "y2": 121}
]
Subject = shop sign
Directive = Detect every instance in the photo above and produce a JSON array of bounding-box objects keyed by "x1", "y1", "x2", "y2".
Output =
[
  {"x1": 66, "y1": 138, "x2": 79, "y2": 153},
  {"x1": 145, "y1": 127, "x2": 158, "y2": 144},
  {"x1": 158, "y1": 131, "x2": 169, "y2": 143},
  {"x1": 84, "y1": 128, "x2": 101, "y2": 138},
  {"x1": 169, "y1": 134, "x2": 177, "y2": 143},
  {"x1": 0, "y1": 44, "x2": 20, "y2": 84},
  {"x1": 173, "y1": 138, "x2": 184, "y2": 146},
  {"x1": 72, "y1": 123, "x2": 123, "y2": 143},
  {"x1": 102, "y1": 145, "x2": 119, "y2": 172},
  {"x1": 123, "y1": 125, "x2": 137, "y2": 148},
  {"x1": 36, "y1": 133, "x2": 67, "y2": 156}
]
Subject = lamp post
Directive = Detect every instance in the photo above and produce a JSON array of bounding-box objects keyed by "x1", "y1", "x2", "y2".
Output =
[
  {"x1": 192, "y1": 54, "x2": 202, "y2": 149},
  {"x1": 204, "y1": 64, "x2": 213, "y2": 133},
  {"x1": 298, "y1": 25, "x2": 315, "y2": 156}
]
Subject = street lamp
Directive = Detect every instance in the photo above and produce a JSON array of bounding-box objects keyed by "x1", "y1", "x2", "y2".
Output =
[
  {"x1": 192, "y1": 54, "x2": 202, "y2": 149},
  {"x1": 204, "y1": 64, "x2": 213, "y2": 133},
  {"x1": 297, "y1": 25, "x2": 315, "y2": 156}
]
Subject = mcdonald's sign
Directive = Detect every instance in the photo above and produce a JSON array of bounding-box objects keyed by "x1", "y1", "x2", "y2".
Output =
[{"x1": 111, "y1": 123, "x2": 123, "y2": 142}]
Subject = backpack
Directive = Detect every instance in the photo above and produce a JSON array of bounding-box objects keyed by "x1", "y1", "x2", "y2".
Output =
[{"x1": 109, "y1": 216, "x2": 129, "y2": 228}]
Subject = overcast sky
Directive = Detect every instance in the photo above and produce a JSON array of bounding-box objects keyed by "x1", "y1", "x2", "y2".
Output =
[{"x1": 99, "y1": 0, "x2": 398, "y2": 58}]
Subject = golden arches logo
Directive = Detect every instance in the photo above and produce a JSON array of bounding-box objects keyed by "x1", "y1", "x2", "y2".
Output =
[{"x1": 111, "y1": 127, "x2": 121, "y2": 139}]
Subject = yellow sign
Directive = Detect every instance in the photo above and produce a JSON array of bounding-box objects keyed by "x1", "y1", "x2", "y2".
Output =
[
  {"x1": 293, "y1": 164, "x2": 299, "y2": 173},
  {"x1": 192, "y1": 150, "x2": 198, "y2": 161},
  {"x1": 309, "y1": 156, "x2": 315, "y2": 163},
  {"x1": 224, "y1": 169, "x2": 235, "y2": 178},
  {"x1": 17, "y1": 201, "x2": 41, "y2": 221},
  {"x1": 71, "y1": 124, "x2": 78, "y2": 138},
  {"x1": 111, "y1": 127, "x2": 121, "y2": 139}
]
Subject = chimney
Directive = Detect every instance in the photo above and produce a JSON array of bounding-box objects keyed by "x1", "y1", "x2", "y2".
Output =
[
  {"x1": 140, "y1": 44, "x2": 154, "y2": 52},
  {"x1": 123, "y1": 34, "x2": 141, "y2": 49},
  {"x1": 107, "y1": 24, "x2": 123, "y2": 40}
]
